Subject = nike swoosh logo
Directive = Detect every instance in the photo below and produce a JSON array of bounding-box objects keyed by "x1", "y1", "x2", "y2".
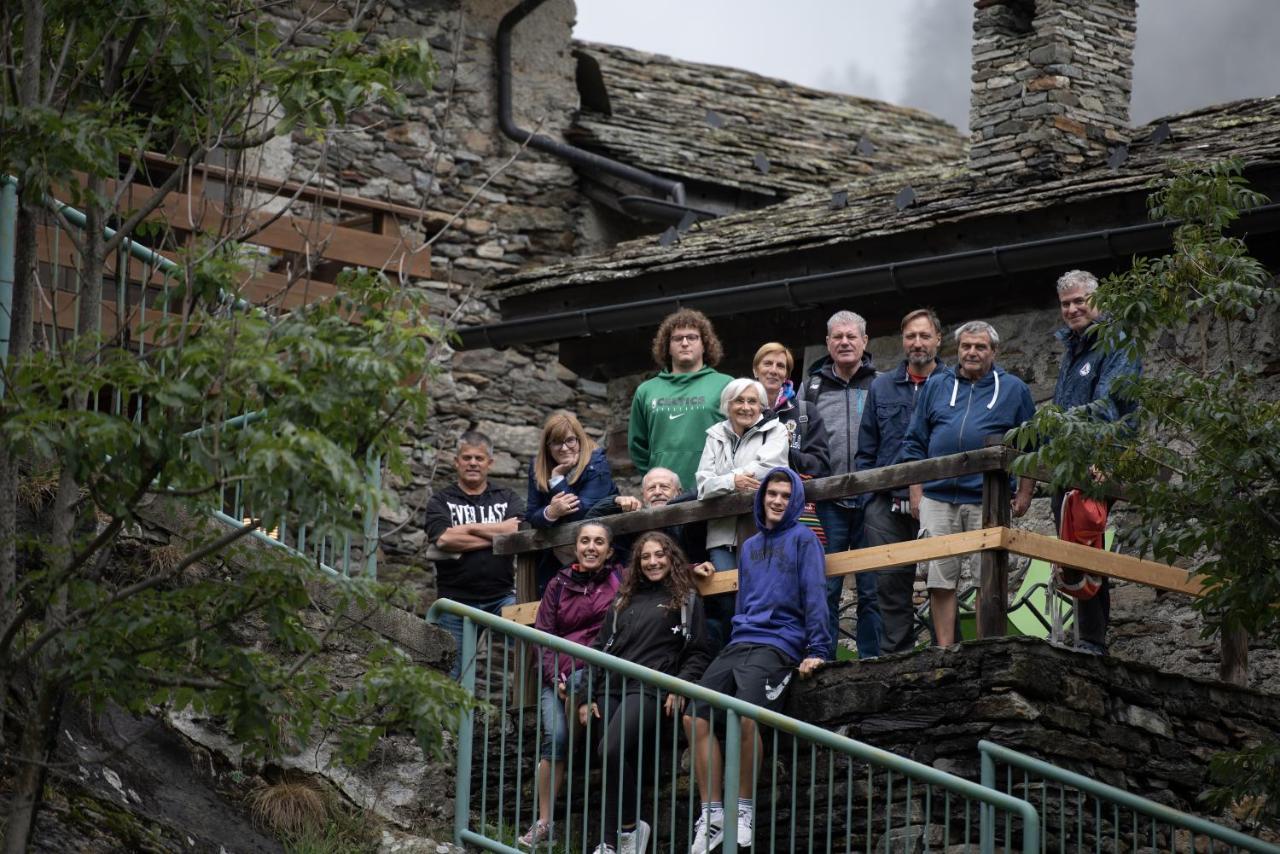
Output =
[
  {"x1": 668, "y1": 413, "x2": 686, "y2": 420},
  {"x1": 764, "y1": 672, "x2": 793, "y2": 701}
]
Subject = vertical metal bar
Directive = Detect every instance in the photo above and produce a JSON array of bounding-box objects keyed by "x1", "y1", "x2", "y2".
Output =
[
  {"x1": 452, "y1": 617, "x2": 477, "y2": 845},
  {"x1": 964, "y1": 797, "x2": 970, "y2": 854},
  {"x1": 826, "y1": 750, "x2": 835, "y2": 854},
  {"x1": 1005, "y1": 765, "x2": 1012, "y2": 849},
  {"x1": 869, "y1": 767, "x2": 876, "y2": 854},
  {"x1": 772, "y1": 727, "x2": 780, "y2": 854},
  {"x1": 724, "y1": 710, "x2": 741, "y2": 853},
  {"x1": 842, "y1": 746, "x2": 850, "y2": 854},
  {"x1": 1076, "y1": 789, "x2": 1083, "y2": 853},
  {"x1": 884, "y1": 769, "x2": 893, "y2": 854},
  {"x1": 564, "y1": 658, "x2": 577, "y2": 851},
  {"x1": 113, "y1": 243, "x2": 126, "y2": 415},
  {"x1": 1059, "y1": 782, "x2": 1065, "y2": 854},
  {"x1": 480, "y1": 628, "x2": 492, "y2": 831},
  {"x1": 808, "y1": 743, "x2": 817, "y2": 853},
  {"x1": 980, "y1": 750, "x2": 995, "y2": 854},
  {"x1": 944, "y1": 790, "x2": 950, "y2": 851},
  {"x1": 363, "y1": 453, "x2": 381, "y2": 578},
  {"x1": 905, "y1": 777, "x2": 913, "y2": 854},
  {"x1": 514, "y1": 639, "x2": 527, "y2": 839},
  {"x1": 0, "y1": 177, "x2": 17, "y2": 394}
]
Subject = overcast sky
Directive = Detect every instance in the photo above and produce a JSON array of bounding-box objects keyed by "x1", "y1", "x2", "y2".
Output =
[{"x1": 574, "y1": 0, "x2": 1280, "y2": 130}]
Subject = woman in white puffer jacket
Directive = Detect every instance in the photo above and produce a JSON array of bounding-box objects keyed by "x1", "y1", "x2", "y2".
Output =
[{"x1": 694, "y1": 377, "x2": 789, "y2": 649}]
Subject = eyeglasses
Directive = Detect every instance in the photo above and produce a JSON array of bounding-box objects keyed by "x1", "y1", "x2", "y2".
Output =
[
  {"x1": 550, "y1": 436, "x2": 580, "y2": 449},
  {"x1": 671, "y1": 333, "x2": 701, "y2": 344}
]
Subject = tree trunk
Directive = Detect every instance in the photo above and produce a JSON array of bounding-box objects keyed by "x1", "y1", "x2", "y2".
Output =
[{"x1": 1, "y1": 678, "x2": 62, "y2": 854}]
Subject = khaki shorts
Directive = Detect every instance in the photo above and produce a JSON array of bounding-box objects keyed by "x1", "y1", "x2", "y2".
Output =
[{"x1": 918, "y1": 496, "x2": 983, "y2": 590}]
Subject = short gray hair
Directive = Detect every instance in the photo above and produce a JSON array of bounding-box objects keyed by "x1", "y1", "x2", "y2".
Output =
[
  {"x1": 953, "y1": 321, "x2": 1000, "y2": 348},
  {"x1": 826, "y1": 310, "x2": 867, "y2": 337},
  {"x1": 719, "y1": 377, "x2": 768, "y2": 416},
  {"x1": 457, "y1": 430, "x2": 493, "y2": 455},
  {"x1": 1056, "y1": 269, "x2": 1098, "y2": 296},
  {"x1": 642, "y1": 467, "x2": 682, "y2": 491}
]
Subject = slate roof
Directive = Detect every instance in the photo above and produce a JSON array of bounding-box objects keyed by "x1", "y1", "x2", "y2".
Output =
[
  {"x1": 503, "y1": 95, "x2": 1280, "y2": 297},
  {"x1": 566, "y1": 41, "x2": 966, "y2": 202}
]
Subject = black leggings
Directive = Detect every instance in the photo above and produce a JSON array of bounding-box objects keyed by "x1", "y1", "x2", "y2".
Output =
[{"x1": 594, "y1": 689, "x2": 669, "y2": 843}]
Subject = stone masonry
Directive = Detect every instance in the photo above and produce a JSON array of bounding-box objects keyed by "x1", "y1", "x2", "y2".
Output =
[{"x1": 969, "y1": 0, "x2": 1137, "y2": 181}]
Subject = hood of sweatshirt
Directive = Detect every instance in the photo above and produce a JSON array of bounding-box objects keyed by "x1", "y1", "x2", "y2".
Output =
[
  {"x1": 806, "y1": 353, "x2": 876, "y2": 384},
  {"x1": 751, "y1": 466, "x2": 807, "y2": 534},
  {"x1": 945, "y1": 365, "x2": 1009, "y2": 411}
]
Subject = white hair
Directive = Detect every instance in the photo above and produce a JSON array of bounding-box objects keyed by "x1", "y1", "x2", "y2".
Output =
[
  {"x1": 1056, "y1": 269, "x2": 1099, "y2": 296},
  {"x1": 642, "y1": 467, "x2": 682, "y2": 491},
  {"x1": 826, "y1": 310, "x2": 867, "y2": 337},
  {"x1": 719, "y1": 378, "x2": 767, "y2": 416},
  {"x1": 953, "y1": 320, "x2": 1000, "y2": 348}
]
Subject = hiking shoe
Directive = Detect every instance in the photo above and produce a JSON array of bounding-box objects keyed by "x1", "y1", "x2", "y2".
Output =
[
  {"x1": 619, "y1": 819, "x2": 650, "y2": 854},
  {"x1": 518, "y1": 819, "x2": 554, "y2": 848},
  {"x1": 689, "y1": 809, "x2": 724, "y2": 854},
  {"x1": 736, "y1": 808, "x2": 753, "y2": 847}
]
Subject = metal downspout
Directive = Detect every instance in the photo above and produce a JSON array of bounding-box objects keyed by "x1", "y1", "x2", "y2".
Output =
[
  {"x1": 0, "y1": 176, "x2": 16, "y2": 395},
  {"x1": 496, "y1": 0, "x2": 687, "y2": 206}
]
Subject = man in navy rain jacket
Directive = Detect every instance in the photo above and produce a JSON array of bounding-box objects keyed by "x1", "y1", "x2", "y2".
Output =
[{"x1": 898, "y1": 321, "x2": 1036, "y2": 647}]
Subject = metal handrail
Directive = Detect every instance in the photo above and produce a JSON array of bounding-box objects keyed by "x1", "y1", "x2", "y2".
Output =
[
  {"x1": 979, "y1": 740, "x2": 1279, "y2": 853},
  {"x1": 430, "y1": 598, "x2": 1042, "y2": 854}
]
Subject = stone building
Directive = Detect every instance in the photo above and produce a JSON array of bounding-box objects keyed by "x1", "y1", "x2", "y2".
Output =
[{"x1": 254, "y1": 0, "x2": 1280, "y2": 683}]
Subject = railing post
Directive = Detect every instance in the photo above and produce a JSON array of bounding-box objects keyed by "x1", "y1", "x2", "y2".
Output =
[
  {"x1": 979, "y1": 746, "x2": 996, "y2": 854},
  {"x1": 1218, "y1": 625, "x2": 1248, "y2": 686},
  {"x1": 362, "y1": 453, "x2": 381, "y2": 579},
  {"x1": 515, "y1": 552, "x2": 539, "y2": 707},
  {"x1": 977, "y1": 468, "x2": 1011, "y2": 638},
  {"x1": 723, "y1": 710, "x2": 740, "y2": 853},
  {"x1": 454, "y1": 616, "x2": 477, "y2": 846}
]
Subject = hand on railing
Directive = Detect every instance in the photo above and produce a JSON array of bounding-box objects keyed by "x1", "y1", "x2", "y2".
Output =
[
  {"x1": 733, "y1": 472, "x2": 761, "y2": 491},
  {"x1": 798, "y1": 657, "x2": 823, "y2": 678},
  {"x1": 663, "y1": 693, "x2": 685, "y2": 717},
  {"x1": 691, "y1": 561, "x2": 715, "y2": 579}
]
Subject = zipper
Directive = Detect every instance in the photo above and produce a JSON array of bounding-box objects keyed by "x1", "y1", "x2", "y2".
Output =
[{"x1": 953, "y1": 379, "x2": 976, "y2": 504}]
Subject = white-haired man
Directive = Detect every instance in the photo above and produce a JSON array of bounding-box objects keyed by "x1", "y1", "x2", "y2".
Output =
[{"x1": 898, "y1": 321, "x2": 1036, "y2": 647}]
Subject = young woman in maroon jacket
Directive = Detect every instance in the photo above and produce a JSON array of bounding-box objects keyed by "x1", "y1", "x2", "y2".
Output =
[
  {"x1": 520, "y1": 522, "x2": 624, "y2": 849},
  {"x1": 577, "y1": 532, "x2": 713, "y2": 854}
]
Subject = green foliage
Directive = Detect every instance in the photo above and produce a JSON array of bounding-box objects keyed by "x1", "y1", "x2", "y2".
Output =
[
  {"x1": 1206, "y1": 741, "x2": 1280, "y2": 825},
  {"x1": 1010, "y1": 159, "x2": 1280, "y2": 641}
]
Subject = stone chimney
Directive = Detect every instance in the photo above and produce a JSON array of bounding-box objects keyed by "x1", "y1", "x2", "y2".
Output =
[{"x1": 968, "y1": 0, "x2": 1137, "y2": 182}]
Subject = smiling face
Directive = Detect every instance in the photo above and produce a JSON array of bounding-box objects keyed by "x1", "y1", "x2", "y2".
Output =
[
  {"x1": 668, "y1": 326, "x2": 705, "y2": 373},
  {"x1": 957, "y1": 332, "x2": 996, "y2": 381},
  {"x1": 901, "y1": 316, "x2": 940, "y2": 370},
  {"x1": 574, "y1": 524, "x2": 612, "y2": 571},
  {"x1": 547, "y1": 430, "x2": 581, "y2": 468},
  {"x1": 727, "y1": 387, "x2": 763, "y2": 434},
  {"x1": 454, "y1": 444, "x2": 492, "y2": 493},
  {"x1": 827, "y1": 322, "x2": 868, "y2": 375},
  {"x1": 636, "y1": 537, "x2": 673, "y2": 583},
  {"x1": 753, "y1": 351, "x2": 789, "y2": 402},
  {"x1": 641, "y1": 469, "x2": 680, "y2": 507},
  {"x1": 762, "y1": 476, "x2": 793, "y2": 529},
  {"x1": 1059, "y1": 285, "x2": 1101, "y2": 334}
]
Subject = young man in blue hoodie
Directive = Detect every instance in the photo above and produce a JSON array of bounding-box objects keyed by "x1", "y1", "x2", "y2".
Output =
[
  {"x1": 898, "y1": 321, "x2": 1037, "y2": 647},
  {"x1": 682, "y1": 467, "x2": 830, "y2": 854}
]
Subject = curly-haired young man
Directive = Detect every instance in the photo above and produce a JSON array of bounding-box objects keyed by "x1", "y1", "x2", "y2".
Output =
[{"x1": 628, "y1": 309, "x2": 732, "y2": 491}]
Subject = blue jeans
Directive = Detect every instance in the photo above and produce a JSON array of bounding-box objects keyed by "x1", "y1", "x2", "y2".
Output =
[
  {"x1": 435, "y1": 592, "x2": 517, "y2": 679},
  {"x1": 816, "y1": 501, "x2": 882, "y2": 659},
  {"x1": 539, "y1": 669, "x2": 587, "y2": 762},
  {"x1": 704, "y1": 546, "x2": 738, "y2": 653}
]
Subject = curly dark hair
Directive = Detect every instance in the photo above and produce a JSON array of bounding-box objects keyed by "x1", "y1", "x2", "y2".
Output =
[
  {"x1": 650, "y1": 309, "x2": 724, "y2": 370},
  {"x1": 615, "y1": 531, "x2": 698, "y2": 613}
]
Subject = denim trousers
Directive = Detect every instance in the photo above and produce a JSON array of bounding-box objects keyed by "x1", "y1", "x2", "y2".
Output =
[
  {"x1": 434, "y1": 592, "x2": 517, "y2": 679},
  {"x1": 816, "y1": 501, "x2": 881, "y2": 659},
  {"x1": 704, "y1": 546, "x2": 738, "y2": 653}
]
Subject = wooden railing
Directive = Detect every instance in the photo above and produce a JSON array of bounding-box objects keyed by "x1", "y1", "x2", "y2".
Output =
[{"x1": 489, "y1": 445, "x2": 1231, "y2": 671}]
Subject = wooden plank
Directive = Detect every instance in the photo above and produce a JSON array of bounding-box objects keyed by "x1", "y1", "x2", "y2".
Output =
[
  {"x1": 1000, "y1": 528, "x2": 1205, "y2": 596},
  {"x1": 977, "y1": 469, "x2": 1011, "y2": 639},
  {"x1": 825, "y1": 528, "x2": 1007, "y2": 577},
  {"x1": 492, "y1": 446, "x2": 1020, "y2": 555},
  {"x1": 502, "y1": 601, "x2": 540, "y2": 625}
]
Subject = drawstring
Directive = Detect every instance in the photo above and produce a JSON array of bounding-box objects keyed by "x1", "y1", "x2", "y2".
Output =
[{"x1": 949, "y1": 371, "x2": 1001, "y2": 409}]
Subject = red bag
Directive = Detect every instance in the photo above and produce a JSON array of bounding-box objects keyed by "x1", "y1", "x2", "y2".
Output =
[{"x1": 1054, "y1": 489, "x2": 1106, "y2": 600}]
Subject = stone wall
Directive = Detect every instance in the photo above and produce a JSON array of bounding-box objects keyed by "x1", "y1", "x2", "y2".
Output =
[{"x1": 969, "y1": 0, "x2": 1137, "y2": 181}]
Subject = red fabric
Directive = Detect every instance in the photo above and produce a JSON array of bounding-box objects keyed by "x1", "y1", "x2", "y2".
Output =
[{"x1": 1055, "y1": 489, "x2": 1106, "y2": 600}]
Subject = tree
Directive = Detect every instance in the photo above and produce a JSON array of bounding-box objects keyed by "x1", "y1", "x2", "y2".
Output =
[
  {"x1": 1010, "y1": 158, "x2": 1279, "y2": 820},
  {"x1": 0, "y1": 1, "x2": 469, "y2": 849}
]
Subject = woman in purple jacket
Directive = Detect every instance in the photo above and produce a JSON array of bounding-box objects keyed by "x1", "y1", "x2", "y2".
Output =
[{"x1": 520, "y1": 521, "x2": 625, "y2": 849}]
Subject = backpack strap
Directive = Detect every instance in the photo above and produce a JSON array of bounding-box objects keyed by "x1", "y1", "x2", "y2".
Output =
[{"x1": 796, "y1": 397, "x2": 809, "y2": 445}]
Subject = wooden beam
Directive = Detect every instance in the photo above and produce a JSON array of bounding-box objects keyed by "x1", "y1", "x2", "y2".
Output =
[
  {"x1": 1000, "y1": 528, "x2": 1205, "y2": 596},
  {"x1": 492, "y1": 446, "x2": 1020, "y2": 555},
  {"x1": 977, "y1": 468, "x2": 1011, "y2": 639}
]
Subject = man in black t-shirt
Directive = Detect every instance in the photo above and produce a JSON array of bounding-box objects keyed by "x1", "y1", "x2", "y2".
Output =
[{"x1": 424, "y1": 430, "x2": 524, "y2": 678}]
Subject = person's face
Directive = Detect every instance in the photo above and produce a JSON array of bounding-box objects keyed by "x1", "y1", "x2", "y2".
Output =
[
  {"x1": 637, "y1": 539, "x2": 672, "y2": 583},
  {"x1": 901, "y1": 316, "x2": 940, "y2": 369},
  {"x1": 753, "y1": 351, "x2": 789, "y2": 400},
  {"x1": 728, "y1": 387, "x2": 763, "y2": 433},
  {"x1": 762, "y1": 478, "x2": 793, "y2": 528},
  {"x1": 455, "y1": 444, "x2": 492, "y2": 491},
  {"x1": 642, "y1": 472, "x2": 679, "y2": 507},
  {"x1": 827, "y1": 323, "x2": 868, "y2": 371},
  {"x1": 575, "y1": 526, "x2": 612, "y2": 571},
  {"x1": 548, "y1": 431, "x2": 581, "y2": 468},
  {"x1": 668, "y1": 326, "x2": 705, "y2": 371},
  {"x1": 1059, "y1": 285, "x2": 1101, "y2": 334},
  {"x1": 957, "y1": 332, "x2": 996, "y2": 380}
]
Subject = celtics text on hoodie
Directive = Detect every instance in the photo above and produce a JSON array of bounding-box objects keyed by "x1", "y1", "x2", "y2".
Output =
[{"x1": 628, "y1": 366, "x2": 732, "y2": 491}]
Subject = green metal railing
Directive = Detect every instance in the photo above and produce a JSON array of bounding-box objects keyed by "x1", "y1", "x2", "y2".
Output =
[
  {"x1": 979, "y1": 740, "x2": 1279, "y2": 854},
  {"x1": 429, "y1": 599, "x2": 1042, "y2": 854}
]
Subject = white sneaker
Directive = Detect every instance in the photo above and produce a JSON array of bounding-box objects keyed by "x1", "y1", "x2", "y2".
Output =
[
  {"x1": 689, "y1": 809, "x2": 724, "y2": 854},
  {"x1": 591, "y1": 844, "x2": 617, "y2": 854},
  {"x1": 518, "y1": 819, "x2": 554, "y2": 848},
  {"x1": 619, "y1": 819, "x2": 650, "y2": 854},
  {"x1": 736, "y1": 808, "x2": 753, "y2": 847}
]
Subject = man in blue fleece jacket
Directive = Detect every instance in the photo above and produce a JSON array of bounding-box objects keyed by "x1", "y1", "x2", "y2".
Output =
[
  {"x1": 682, "y1": 467, "x2": 830, "y2": 853},
  {"x1": 898, "y1": 321, "x2": 1036, "y2": 647}
]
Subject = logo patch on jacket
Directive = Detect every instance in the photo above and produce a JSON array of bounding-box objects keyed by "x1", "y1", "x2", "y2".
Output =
[{"x1": 1079, "y1": 363, "x2": 1092, "y2": 377}]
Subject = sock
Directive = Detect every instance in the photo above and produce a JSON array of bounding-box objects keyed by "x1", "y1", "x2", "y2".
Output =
[{"x1": 704, "y1": 800, "x2": 724, "y2": 817}]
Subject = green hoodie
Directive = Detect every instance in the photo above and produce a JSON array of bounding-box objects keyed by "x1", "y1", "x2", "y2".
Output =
[{"x1": 628, "y1": 366, "x2": 732, "y2": 491}]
